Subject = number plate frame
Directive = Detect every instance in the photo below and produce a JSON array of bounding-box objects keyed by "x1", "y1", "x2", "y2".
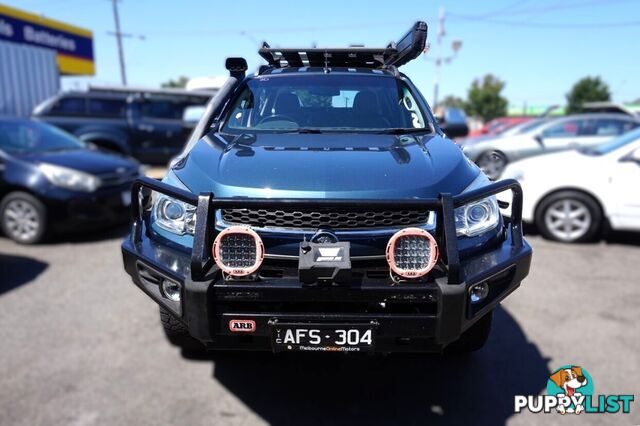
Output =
[{"x1": 270, "y1": 322, "x2": 376, "y2": 353}]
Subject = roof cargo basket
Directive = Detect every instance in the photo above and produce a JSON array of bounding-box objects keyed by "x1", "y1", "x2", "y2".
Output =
[{"x1": 259, "y1": 21, "x2": 428, "y2": 69}]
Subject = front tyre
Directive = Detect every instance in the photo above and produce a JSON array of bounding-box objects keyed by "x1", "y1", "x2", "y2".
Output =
[
  {"x1": 535, "y1": 190, "x2": 602, "y2": 243},
  {"x1": 445, "y1": 311, "x2": 493, "y2": 354},
  {"x1": 0, "y1": 192, "x2": 47, "y2": 244},
  {"x1": 159, "y1": 307, "x2": 206, "y2": 354}
]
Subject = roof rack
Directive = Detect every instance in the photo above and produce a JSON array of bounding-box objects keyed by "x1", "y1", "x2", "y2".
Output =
[{"x1": 259, "y1": 21, "x2": 427, "y2": 69}]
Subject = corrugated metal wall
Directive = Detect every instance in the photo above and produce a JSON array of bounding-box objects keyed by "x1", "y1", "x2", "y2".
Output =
[{"x1": 0, "y1": 40, "x2": 60, "y2": 117}]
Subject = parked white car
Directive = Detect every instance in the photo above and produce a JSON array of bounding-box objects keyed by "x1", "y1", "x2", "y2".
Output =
[
  {"x1": 463, "y1": 113, "x2": 639, "y2": 179},
  {"x1": 501, "y1": 128, "x2": 640, "y2": 243}
]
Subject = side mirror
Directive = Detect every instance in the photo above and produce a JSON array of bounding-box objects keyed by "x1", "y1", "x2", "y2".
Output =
[
  {"x1": 443, "y1": 124, "x2": 469, "y2": 138},
  {"x1": 534, "y1": 134, "x2": 544, "y2": 146},
  {"x1": 438, "y1": 107, "x2": 469, "y2": 138},
  {"x1": 626, "y1": 148, "x2": 640, "y2": 163}
]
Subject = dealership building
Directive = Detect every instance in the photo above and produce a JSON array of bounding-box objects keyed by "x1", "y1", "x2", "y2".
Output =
[{"x1": 0, "y1": 3, "x2": 94, "y2": 116}]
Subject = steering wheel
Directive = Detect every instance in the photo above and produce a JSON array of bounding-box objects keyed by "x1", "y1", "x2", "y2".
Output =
[{"x1": 258, "y1": 115, "x2": 297, "y2": 125}]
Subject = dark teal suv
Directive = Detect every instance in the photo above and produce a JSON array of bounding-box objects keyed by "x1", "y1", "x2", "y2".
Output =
[{"x1": 121, "y1": 22, "x2": 532, "y2": 355}]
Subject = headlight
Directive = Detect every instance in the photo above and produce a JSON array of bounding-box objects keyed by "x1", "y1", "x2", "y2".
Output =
[
  {"x1": 39, "y1": 163, "x2": 101, "y2": 192},
  {"x1": 152, "y1": 194, "x2": 196, "y2": 235},
  {"x1": 455, "y1": 173, "x2": 500, "y2": 237}
]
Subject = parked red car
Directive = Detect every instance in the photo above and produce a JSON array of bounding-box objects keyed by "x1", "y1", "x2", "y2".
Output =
[{"x1": 469, "y1": 116, "x2": 532, "y2": 137}]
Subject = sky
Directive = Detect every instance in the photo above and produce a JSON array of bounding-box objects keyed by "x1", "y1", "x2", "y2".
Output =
[{"x1": 5, "y1": 0, "x2": 640, "y2": 108}]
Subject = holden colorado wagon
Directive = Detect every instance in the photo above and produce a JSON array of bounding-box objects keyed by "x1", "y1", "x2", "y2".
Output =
[{"x1": 121, "y1": 22, "x2": 532, "y2": 354}]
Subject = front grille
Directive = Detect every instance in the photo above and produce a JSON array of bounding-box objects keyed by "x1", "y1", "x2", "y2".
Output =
[{"x1": 221, "y1": 208, "x2": 430, "y2": 230}]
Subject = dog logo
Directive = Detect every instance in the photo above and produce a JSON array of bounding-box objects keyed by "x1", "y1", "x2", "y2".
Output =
[
  {"x1": 548, "y1": 366, "x2": 589, "y2": 414},
  {"x1": 515, "y1": 365, "x2": 634, "y2": 415},
  {"x1": 229, "y1": 319, "x2": 256, "y2": 333}
]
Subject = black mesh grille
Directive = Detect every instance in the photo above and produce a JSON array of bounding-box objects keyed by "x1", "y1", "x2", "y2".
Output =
[{"x1": 221, "y1": 209, "x2": 430, "y2": 230}]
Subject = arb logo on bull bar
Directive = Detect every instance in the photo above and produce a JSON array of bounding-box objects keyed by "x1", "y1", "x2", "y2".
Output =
[
  {"x1": 514, "y1": 365, "x2": 634, "y2": 415},
  {"x1": 229, "y1": 319, "x2": 256, "y2": 333}
]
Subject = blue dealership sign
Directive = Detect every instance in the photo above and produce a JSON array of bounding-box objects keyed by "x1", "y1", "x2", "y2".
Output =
[{"x1": 0, "y1": 4, "x2": 94, "y2": 75}]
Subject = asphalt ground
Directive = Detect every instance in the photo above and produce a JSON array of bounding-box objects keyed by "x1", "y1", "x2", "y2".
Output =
[{"x1": 0, "y1": 227, "x2": 638, "y2": 426}]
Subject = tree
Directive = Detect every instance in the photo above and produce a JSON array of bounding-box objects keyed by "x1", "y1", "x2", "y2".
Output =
[
  {"x1": 464, "y1": 74, "x2": 508, "y2": 122},
  {"x1": 161, "y1": 76, "x2": 189, "y2": 89},
  {"x1": 566, "y1": 76, "x2": 610, "y2": 114},
  {"x1": 439, "y1": 95, "x2": 466, "y2": 110}
]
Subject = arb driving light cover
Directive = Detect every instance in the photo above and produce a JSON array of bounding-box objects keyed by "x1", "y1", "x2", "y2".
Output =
[
  {"x1": 386, "y1": 228, "x2": 439, "y2": 279},
  {"x1": 212, "y1": 226, "x2": 264, "y2": 277}
]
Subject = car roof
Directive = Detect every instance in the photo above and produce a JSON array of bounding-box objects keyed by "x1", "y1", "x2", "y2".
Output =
[
  {"x1": 551, "y1": 112, "x2": 640, "y2": 121},
  {"x1": 59, "y1": 91, "x2": 128, "y2": 100}
]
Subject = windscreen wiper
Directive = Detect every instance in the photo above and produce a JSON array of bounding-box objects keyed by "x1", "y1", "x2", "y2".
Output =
[
  {"x1": 278, "y1": 128, "x2": 324, "y2": 134},
  {"x1": 296, "y1": 128, "x2": 324, "y2": 134},
  {"x1": 376, "y1": 128, "x2": 432, "y2": 135}
]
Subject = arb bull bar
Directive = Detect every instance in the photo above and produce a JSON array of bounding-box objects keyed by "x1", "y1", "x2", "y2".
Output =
[{"x1": 122, "y1": 176, "x2": 532, "y2": 352}]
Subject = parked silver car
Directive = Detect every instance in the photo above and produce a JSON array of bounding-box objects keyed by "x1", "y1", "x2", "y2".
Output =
[{"x1": 461, "y1": 113, "x2": 639, "y2": 179}]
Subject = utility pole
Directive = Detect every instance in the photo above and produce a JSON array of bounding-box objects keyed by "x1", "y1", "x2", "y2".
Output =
[
  {"x1": 111, "y1": 0, "x2": 127, "y2": 85},
  {"x1": 428, "y1": 6, "x2": 462, "y2": 109},
  {"x1": 432, "y1": 6, "x2": 445, "y2": 109}
]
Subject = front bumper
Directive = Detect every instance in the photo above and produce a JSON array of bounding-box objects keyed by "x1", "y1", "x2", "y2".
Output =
[
  {"x1": 45, "y1": 183, "x2": 133, "y2": 232},
  {"x1": 121, "y1": 178, "x2": 532, "y2": 353}
]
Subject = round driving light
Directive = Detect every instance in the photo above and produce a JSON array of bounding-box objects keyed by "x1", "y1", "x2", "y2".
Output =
[
  {"x1": 469, "y1": 282, "x2": 489, "y2": 303},
  {"x1": 162, "y1": 279, "x2": 182, "y2": 302},
  {"x1": 212, "y1": 226, "x2": 265, "y2": 277},
  {"x1": 385, "y1": 227, "x2": 438, "y2": 279},
  {"x1": 163, "y1": 200, "x2": 184, "y2": 220}
]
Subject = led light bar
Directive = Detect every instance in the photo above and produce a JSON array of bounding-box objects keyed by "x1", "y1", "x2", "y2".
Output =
[
  {"x1": 385, "y1": 228, "x2": 438, "y2": 279},
  {"x1": 212, "y1": 226, "x2": 264, "y2": 277}
]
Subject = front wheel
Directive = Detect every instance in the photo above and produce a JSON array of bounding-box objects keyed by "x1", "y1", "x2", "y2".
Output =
[
  {"x1": 0, "y1": 192, "x2": 48, "y2": 244},
  {"x1": 535, "y1": 190, "x2": 602, "y2": 243},
  {"x1": 159, "y1": 307, "x2": 206, "y2": 354},
  {"x1": 445, "y1": 311, "x2": 493, "y2": 354}
]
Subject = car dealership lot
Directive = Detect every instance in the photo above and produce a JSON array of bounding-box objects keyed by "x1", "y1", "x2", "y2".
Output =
[{"x1": 0, "y1": 230, "x2": 638, "y2": 426}]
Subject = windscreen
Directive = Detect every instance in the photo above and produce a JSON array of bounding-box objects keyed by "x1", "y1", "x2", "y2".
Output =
[
  {"x1": 0, "y1": 120, "x2": 85, "y2": 154},
  {"x1": 506, "y1": 119, "x2": 548, "y2": 135},
  {"x1": 222, "y1": 74, "x2": 429, "y2": 132},
  {"x1": 588, "y1": 127, "x2": 640, "y2": 155}
]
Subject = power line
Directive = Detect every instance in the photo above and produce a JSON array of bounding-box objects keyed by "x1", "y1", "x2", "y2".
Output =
[
  {"x1": 474, "y1": 0, "x2": 532, "y2": 19},
  {"x1": 448, "y1": 13, "x2": 640, "y2": 28},
  {"x1": 484, "y1": 0, "x2": 635, "y2": 17},
  {"x1": 448, "y1": 0, "x2": 639, "y2": 27},
  {"x1": 135, "y1": 20, "x2": 410, "y2": 37}
]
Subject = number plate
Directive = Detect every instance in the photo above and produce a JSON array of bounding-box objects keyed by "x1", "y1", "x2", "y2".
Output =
[{"x1": 271, "y1": 323, "x2": 375, "y2": 353}]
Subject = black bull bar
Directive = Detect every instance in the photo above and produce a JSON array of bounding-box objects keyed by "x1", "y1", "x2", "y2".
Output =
[{"x1": 129, "y1": 176, "x2": 525, "y2": 284}]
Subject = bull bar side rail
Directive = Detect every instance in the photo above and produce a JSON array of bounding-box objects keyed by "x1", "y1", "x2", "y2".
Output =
[{"x1": 130, "y1": 177, "x2": 524, "y2": 285}]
